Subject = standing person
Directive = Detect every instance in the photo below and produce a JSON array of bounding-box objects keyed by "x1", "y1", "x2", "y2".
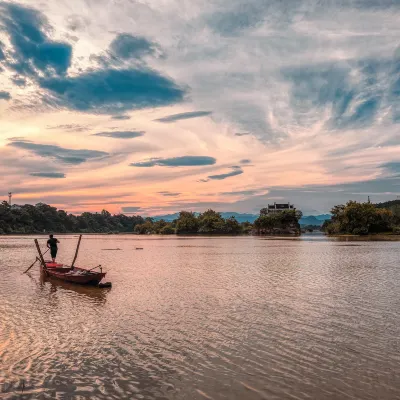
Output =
[{"x1": 47, "y1": 234, "x2": 60, "y2": 262}]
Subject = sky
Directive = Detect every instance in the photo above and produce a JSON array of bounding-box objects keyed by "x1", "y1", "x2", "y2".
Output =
[{"x1": 0, "y1": 0, "x2": 399, "y2": 216}]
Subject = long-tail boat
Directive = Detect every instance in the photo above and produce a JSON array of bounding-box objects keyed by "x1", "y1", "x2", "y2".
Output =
[
  {"x1": 41, "y1": 262, "x2": 106, "y2": 285},
  {"x1": 32, "y1": 235, "x2": 108, "y2": 286}
]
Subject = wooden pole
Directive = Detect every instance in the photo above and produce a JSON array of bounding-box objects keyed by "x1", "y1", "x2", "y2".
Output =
[
  {"x1": 23, "y1": 248, "x2": 50, "y2": 274},
  {"x1": 23, "y1": 257, "x2": 40, "y2": 274},
  {"x1": 71, "y1": 235, "x2": 82, "y2": 268},
  {"x1": 34, "y1": 239, "x2": 46, "y2": 268}
]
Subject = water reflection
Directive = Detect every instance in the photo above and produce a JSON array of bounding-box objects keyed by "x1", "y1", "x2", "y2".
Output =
[{"x1": 39, "y1": 271, "x2": 109, "y2": 305}]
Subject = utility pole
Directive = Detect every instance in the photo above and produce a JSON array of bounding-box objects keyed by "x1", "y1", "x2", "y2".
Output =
[
  {"x1": 367, "y1": 196, "x2": 370, "y2": 204},
  {"x1": 8, "y1": 192, "x2": 12, "y2": 206}
]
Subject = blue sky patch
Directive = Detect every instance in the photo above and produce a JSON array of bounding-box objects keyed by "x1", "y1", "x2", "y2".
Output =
[
  {"x1": 0, "y1": 3, "x2": 72, "y2": 77},
  {"x1": 207, "y1": 167, "x2": 244, "y2": 180},
  {"x1": 154, "y1": 111, "x2": 212, "y2": 123},
  {"x1": 111, "y1": 115, "x2": 131, "y2": 120},
  {"x1": 130, "y1": 156, "x2": 216, "y2": 167},
  {"x1": 39, "y1": 67, "x2": 185, "y2": 114},
  {"x1": 30, "y1": 172, "x2": 66, "y2": 178},
  {"x1": 8, "y1": 140, "x2": 109, "y2": 164},
  {"x1": 110, "y1": 34, "x2": 156, "y2": 59},
  {"x1": 92, "y1": 131, "x2": 145, "y2": 139},
  {"x1": 0, "y1": 91, "x2": 11, "y2": 100}
]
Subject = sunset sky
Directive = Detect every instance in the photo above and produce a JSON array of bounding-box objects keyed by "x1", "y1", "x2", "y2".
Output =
[{"x1": 0, "y1": 0, "x2": 399, "y2": 216}]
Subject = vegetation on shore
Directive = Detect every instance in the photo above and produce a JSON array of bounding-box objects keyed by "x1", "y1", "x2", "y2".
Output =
[
  {"x1": 0, "y1": 202, "x2": 251, "y2": 235},
  {"x1": 134, "y1": 210, "x2": 252, "y2": 235},
  {"x1": 3, "y1": 199, "x2": 398, "y2": 236},
  {"x1": 322, "y1": 200, "x2": 400, "y2": 235},
  {"x1": 0, "y1": 201, "x2": 302, "y2": 235},
  {"x1": 135, "y1": 209, "x2": 303, "y2": 235},
  {"x1": 0, "y1": 201, "x2": 144, "y2": 234}
]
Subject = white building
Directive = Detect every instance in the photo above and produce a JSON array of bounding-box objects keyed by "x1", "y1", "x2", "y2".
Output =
[{"x1": 264, "y1": 202, "x2": 295, "y2": 214}]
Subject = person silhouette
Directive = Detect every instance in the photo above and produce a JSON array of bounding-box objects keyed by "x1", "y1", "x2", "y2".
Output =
[{"x1": 47, "y1": 234, "x2": 60, "y2": 262}]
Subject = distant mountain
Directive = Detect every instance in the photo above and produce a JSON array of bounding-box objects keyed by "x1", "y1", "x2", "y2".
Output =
[
  {"x1": 220, "y1": 212, "x2": 258, "y2": 223},
  {"x1": 152, "y1": 213, "x2": 181, "y2": 222},
  {"x1": 314, "y1": 214, "x2": 331, "y2": 221},
  {"x1": 299, "y1": 215, "x2": 331, "y2": 226},
  {"x1": 152, "y1": 212, "x2": 258, "y2": 223},
  {"x1": 152, "y1": 212, "x2": 331, "y2": 225}
]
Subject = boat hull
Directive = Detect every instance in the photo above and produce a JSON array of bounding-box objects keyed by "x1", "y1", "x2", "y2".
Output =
[{"x1": 41, "y1": 263, "x2": 106, "y2": 285}]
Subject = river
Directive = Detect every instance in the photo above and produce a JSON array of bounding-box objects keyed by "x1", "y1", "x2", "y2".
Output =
[{"x1": 1, "y1": 234, "x2": 399, "y2": 399}]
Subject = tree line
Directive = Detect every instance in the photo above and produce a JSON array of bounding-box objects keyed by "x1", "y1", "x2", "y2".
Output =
[
  {"x1": 2, "y1": 199, "x2": 399, "y2": 236},
  {"x1": 135, "y1": 209, "x2": 303, "y2": 235},
  {"x1": 134, "y1": 210, "x2": 253, "y2": 235},
  {"x1": 0, "y1": 202, "x2": 253, "y2": 235},
  {"x1": 0, "y1": 201, "x2": 144, "y2": 234},
  {"x1": 0, "y1": 201, "x2": 304, "y2": 235}
]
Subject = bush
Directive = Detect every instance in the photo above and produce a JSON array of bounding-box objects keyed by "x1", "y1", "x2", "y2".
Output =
[
  {"x1": 160, "y1": 225, "x2": 175, "y2": 235},
  {"x1": 392, "y1": 226, "x2": 400, "y2": 235},
  {"x1": 175, "y1": 211, "x2": 199, "y2": 234},
  {"x1": 352, "y1": 227, "x2": 369, "y2": 235}
]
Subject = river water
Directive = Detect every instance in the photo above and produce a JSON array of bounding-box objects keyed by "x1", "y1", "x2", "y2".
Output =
[{"x1": 0, "y1": 234, "x2": 399, "y2": 400}]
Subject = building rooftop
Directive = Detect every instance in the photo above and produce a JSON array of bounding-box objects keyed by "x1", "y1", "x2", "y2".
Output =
[{"x1": 268, "y1": 203, "x2": 294, "y2": 209}]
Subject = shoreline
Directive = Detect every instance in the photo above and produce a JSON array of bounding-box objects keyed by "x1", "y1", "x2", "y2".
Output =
[
  {"x1": 2, "y1": 232, "x2": 399, "y2": 241},
  {"x1": 327, "y1": 233, "x2": 400, "y2": 241}
]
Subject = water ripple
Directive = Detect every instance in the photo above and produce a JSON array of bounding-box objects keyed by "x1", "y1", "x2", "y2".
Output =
[{"x1": 1, "y1": 235, "x2": 399, "y2": 399}]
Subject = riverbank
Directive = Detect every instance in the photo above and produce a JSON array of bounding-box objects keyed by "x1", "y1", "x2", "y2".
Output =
[{"x1": 327, "y1": 233, "x2": 400, "y2": 241}]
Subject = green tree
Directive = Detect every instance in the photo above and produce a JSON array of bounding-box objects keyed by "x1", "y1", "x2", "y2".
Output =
[
  {"x1": 240, "y1": 221, "x2": 253, "y2": 234},
  {"x1": 254, "y1": 210, "x2": 301, "y2": 234},
  {"x1": 197, "y1": 209, "x2": 225, "y2": 234},
  {"x1": 0, "y1": 200, "x2": 144, "y2": 234},
  {"x1": 224, "y1": 216, "x2": 242, "y2": 234},
  {"x1": 175, "y1": 211, "x2": 199, "y2": 234},
  {"x1": 134, "y1": 220, "x2": 154, "y2": 234},
  {"x1": 160, "y1": 224, "x2": 175, "y2": 234},
  {"x1": 153, "y1": 219, "x2": 168, "y2": 233}
]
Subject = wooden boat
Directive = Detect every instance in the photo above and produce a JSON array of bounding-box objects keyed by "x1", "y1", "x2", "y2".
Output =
[
  {"x1": 31, "y1": 235, "x2": 109, "y2": 286},
  {"x1": 41, "y1": 262, "x2": 106, "y2": 285}
]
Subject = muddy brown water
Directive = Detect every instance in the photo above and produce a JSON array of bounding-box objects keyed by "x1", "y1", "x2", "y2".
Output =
[{"x1": 1, "y1": 234, "x2": 399, "y2": 399}]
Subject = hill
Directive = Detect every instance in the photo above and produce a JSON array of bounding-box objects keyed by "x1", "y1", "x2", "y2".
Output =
[{"x1": 299, "y1": 215, "x2": 331, "y2": 227}]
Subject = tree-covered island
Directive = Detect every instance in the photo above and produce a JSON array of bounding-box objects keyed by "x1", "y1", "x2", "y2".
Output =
[
  {"x1": 254, "y1": 208, "x2": 302, "y2": 235},
  {"x1": 322, "y1": 200, "x2": 400, "y2": 235}
]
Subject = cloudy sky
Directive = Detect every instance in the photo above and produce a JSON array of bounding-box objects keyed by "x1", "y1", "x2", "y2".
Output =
[{"x1": 0, "y1": 0, "x2": 399, "y2": 215}]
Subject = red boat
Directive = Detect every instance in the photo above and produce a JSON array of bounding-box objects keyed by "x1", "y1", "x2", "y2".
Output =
[{"x1": 41, "y1": 262, "x2": 106, "y2": 285}]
